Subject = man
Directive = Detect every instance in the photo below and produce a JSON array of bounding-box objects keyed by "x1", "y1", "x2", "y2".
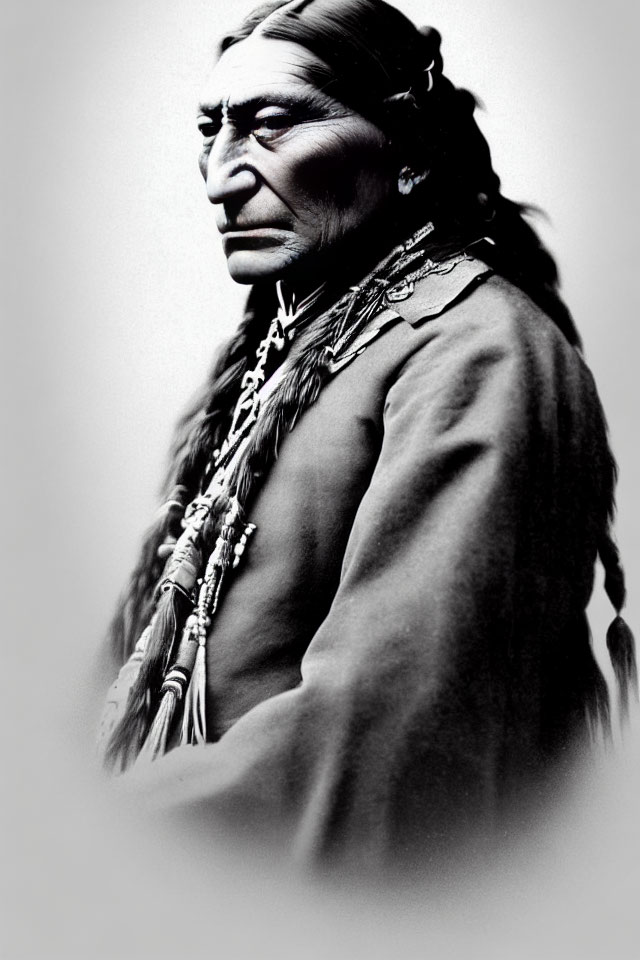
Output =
[{"x1": 99, "y1": 0, "x2": 635, "y2": 868}]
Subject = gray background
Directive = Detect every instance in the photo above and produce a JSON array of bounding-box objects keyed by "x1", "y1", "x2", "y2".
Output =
[{"x1": 3, "y1": 1, "x2": 639, "y2": 957}]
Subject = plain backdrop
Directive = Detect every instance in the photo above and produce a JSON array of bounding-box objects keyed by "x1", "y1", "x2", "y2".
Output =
[{"x1": 2, "y1": 1, "x2": 639, "y2": 958}]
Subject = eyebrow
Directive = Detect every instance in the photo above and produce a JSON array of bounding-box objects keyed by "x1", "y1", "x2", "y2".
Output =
[{"x1": 197, "y1": 88, "x2": 339, "y2": 118}]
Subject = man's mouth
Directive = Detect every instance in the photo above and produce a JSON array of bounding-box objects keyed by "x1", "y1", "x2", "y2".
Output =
[
  {"x1": 221, "y1": 225, "x2": 290, "y2": 252},
  {"x1": 219, "y1": 221, "x2": 290, "y2": 235}
]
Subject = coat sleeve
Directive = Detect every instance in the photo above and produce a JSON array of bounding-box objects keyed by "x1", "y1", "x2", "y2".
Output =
[{"x1": 114, "y1": 284, "x2": 603, "y2": 866}]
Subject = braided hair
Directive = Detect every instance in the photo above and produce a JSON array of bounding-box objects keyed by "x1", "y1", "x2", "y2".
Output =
[{"x1": 106, "y1": 0, "x2": 634, "y2": 729}]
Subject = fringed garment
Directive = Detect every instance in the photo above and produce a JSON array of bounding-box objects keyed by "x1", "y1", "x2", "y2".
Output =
[{"x1": 98, "y1": 225, "x2": 636, "y2": 867}]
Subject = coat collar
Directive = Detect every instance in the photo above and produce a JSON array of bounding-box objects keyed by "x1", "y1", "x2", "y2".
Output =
[
  {"x1": 386, "y1": 255, "x2": 493, "y2": 328},
  {"x1": 329, "y1": 255, "x2": 493, "y2": 374}
]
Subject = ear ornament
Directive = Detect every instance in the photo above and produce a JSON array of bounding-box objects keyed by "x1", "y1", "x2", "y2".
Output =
[
  {"x1": 424, "y1": 59, "x2": 436, "y2": 93},
  {"x1": 397, "y1": 167, "x2": 428, "y2": 196}
]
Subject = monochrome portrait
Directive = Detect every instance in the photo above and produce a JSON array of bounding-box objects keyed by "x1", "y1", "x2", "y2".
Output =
[{"x1": 4, "y1": 0, "x2": 639, "y2": 957}]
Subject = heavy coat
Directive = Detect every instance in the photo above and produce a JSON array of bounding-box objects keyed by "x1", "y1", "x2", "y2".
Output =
[{"x1": 117, "y1": 260, "x2": 611, "y2": 867}]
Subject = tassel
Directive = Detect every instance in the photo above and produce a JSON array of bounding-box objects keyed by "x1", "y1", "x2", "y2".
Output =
[
  {"x1": 97, "y1": 626, "x2": 151, "y2": 762},
  {"x1": 181, "y1": 641, "x2": 207, "y2": 745},
  {"x1": 137, "y1": 685, "x2": 179, "y2": 762},
  {"x1": 137, "y1": 624, "x2": 200, "y2": 763},
  {"x1": 179, "y1": 499, "x2": 243, "y2": 745},
  {"x1": 103, "y1": 495, "x2": 215, "y2": 770},
  {"x1": 104, "y1": 586, "x2": 188, "y2": 770},
  {"x1": 606, "y1": 615, "x2": 638, "y2": 724}
]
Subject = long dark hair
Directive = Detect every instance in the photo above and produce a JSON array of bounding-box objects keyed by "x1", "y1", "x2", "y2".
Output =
[{"x1": 106, "y1": 0, "x2": 627, "y2": 705}]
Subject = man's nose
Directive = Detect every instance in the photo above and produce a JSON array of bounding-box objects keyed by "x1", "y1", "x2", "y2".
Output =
[{"x1": 205, "y1": 125, "x2": 259, "y2": 204}]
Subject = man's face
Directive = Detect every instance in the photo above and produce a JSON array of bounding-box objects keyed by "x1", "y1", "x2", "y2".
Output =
[{"x1": 197, "y1": 37, "x2": 393, "y2": 284}]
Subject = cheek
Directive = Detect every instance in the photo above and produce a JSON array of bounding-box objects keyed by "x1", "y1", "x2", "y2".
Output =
[
  {"x1": 283, "y1": 129, "x2": 391, "y2": 218},
  {"x1": 198, "y1": 146, "x2": 210, "y2": 181}
]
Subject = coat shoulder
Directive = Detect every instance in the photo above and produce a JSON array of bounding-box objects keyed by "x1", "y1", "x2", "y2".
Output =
[{"x1": 398, "y1": 264, "x2": 582, "y2": 373}]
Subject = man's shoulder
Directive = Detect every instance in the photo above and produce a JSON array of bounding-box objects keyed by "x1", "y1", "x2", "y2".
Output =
[
  {"x1": 395, "y1": 260, "x2": 577, "y2": 365},
  {"x1": 332, "y1": 258, "x2": 586, "y2": 405}
]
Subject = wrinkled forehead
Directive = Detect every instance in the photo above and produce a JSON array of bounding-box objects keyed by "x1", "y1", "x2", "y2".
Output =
[{"x1": 199, "y1": 37, "x2": 330, "y2": 111}]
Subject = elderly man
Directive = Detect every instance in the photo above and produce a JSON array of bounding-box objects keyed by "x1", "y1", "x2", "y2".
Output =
[{"x1": 98, "y1": 0, "x2": 635, "y2": 867}]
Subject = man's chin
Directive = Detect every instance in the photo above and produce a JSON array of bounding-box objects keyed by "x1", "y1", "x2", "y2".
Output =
[{"x1": 224, "y1": 248, "x2": 307, "y2": 285}]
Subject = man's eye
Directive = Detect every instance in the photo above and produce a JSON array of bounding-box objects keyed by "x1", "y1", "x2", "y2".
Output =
[
  {"x1": 198, "y1": 120, "x2": 220, "y2": 140},
  {"x1": 252, "y1": 114, "x2": 294, "y2": 144}
]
